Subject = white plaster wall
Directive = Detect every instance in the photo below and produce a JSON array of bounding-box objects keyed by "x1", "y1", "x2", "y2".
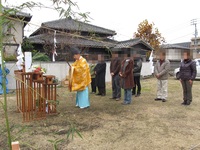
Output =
[{"x1": 5, "y1": 61, "x2": 152, "y2": 89}]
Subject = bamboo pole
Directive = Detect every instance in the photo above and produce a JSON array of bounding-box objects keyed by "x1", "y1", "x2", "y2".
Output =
[{"x1": 0, "y1": 2, "x2": 12, "y2": 149}]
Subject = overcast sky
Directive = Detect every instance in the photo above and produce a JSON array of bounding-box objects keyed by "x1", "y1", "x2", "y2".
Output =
[{"x1": 4, "y1": 0, "x2": 200, "y2": 44}]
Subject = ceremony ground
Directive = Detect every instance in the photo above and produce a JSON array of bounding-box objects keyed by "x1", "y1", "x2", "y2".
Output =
[{"x1": 1, "y1": 78, "x2": 200, "y2": 150}]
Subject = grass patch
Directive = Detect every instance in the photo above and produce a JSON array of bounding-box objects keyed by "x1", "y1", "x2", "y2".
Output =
[{"x1": 1, "y1": 77, "x2": 200, "y2": 149}]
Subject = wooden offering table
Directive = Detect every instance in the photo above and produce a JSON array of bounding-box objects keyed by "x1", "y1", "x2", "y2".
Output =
[
  {"x1": 15, "y1": 70, "x2": 58, "y2": 122},
  {"x1": 43, "y1": 75, "x2": 57, "y2": 114}
]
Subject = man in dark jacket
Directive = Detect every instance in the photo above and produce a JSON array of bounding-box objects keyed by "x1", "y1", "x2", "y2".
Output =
[
  {"x1": 179, "y1": 51, "x2": 197, "y2": 105},
  {"x1": 132, "y1": 57, "x2": 142, "y2": 97},
  {"x1": 119, "y1": 56, "x2": 134, "y2": 105},
  {"x1": 89, "y1": 60, "x2": 96, "y2": 94},
  {"x1": 94, "y1": 55, "x2": 106, "y2": 96},
  {"x1": 110, "y1": 53, "x2": 121, "y2": 100}
]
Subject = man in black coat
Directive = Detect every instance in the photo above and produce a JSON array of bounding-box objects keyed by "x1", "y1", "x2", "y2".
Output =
[
  {"x1": 94, "y1": 55, "x2": 106, "y2": 96},
  {"x1": 132, "y1": 57, "x2": 142, "y2": 97}
]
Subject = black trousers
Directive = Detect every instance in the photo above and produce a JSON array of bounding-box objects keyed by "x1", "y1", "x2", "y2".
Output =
[
  {"x1": 132, "y1": 76, "x2": 141, "y2": 95},
  {"x1": 112, "y1": 75, "x2": 121, "y2": 98},
  {"x1": 181, "y1": 80, "x2": 193, "y2": 102},
  {"x1": 91, "y1": 78, "x2": 96, "y2": 93},
  {"x1": 97, "y1": 86, "x2": 106, "y2": 95}
]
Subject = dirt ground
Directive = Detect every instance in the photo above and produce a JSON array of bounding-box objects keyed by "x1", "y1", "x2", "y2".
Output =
[{"x1": 1, "y1": 78, "x2": 200, "y2": 150}]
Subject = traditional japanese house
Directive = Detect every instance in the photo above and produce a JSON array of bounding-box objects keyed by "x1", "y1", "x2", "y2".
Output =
[
  {"x1": 28, "y1": 17, "x2": 117, "y2": 61},
  {"x1": 112, "y1": 38, "x2": 153, "y2": 61}
]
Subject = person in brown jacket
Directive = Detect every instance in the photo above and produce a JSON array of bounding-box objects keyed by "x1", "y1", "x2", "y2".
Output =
[
  {"x1": 110, "y1": 53, "x2": 121, "y2": 100},
  {"x1": 119, "y1": 56, "x2": 134, "y2": 105}
]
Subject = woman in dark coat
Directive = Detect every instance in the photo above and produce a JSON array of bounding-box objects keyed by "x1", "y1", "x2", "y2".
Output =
[
  {"x1": 179, "y1": 51, "x2": 197, "y2": 105},
  {"x1": 94, "y1": 55, "x2": 106, "y2": 96},
  {"x1": 119, "y1": 57, "x2": 134, "y2": 105}
]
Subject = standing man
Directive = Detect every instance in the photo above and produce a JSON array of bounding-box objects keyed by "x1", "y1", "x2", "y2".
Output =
[
  {"x1": 89, "y1": 60, "x2": 96, "y2": 94},
  {"x1": 70, "y1": 48, "x2": 91, "y2": 109},
  {"x1": 154, "y1": 51, "x2": 170, "y2": 102},
  {"x1": 119, "y1": 55, "x2": 134, "y2": 105},
  {"x1": 132, "y1": 57, "x2": 142, "y2": 97},
  {"x1": 110, "y1": 53, "x2": 121, "y2": 101},
  {"x1": 94, "y1": 55, "x2": 106, "y2": 96}
]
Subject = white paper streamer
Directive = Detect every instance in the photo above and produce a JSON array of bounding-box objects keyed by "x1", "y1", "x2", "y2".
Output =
[
  {"x1": 52, "y1": 31, "x2": 57, "y2": 62},
  {"x1": 16, "y1": 44, "x2": 24, "y2": 70}
]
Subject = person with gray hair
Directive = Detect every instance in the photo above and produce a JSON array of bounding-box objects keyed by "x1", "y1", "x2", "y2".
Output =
[{"x1": 154, "y1": 51, "x2": 170, "y2": 102}]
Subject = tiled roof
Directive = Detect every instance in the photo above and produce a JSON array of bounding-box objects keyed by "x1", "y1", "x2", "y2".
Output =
[
  {"x1": 172, "y1": 42, "x2": 191, "y2": 48},
  {"x1": 29, "y1": 33, "x2": 115, "y2": 48},
  {"x1": 31, "y1": 18, "x2": 116, "y2": 36},
  {"x1": 3, "y1": 7, "x2": 32, "y2": 21},
  {"x1": 162, "y1": 43, "x2": 190, "y2": 50},
  {"x1": 15, "y1": 10, "x2": 32, "y2": 19},
  {"x1": 113, "y1": 38, "x2": 153, "y2": 50}
]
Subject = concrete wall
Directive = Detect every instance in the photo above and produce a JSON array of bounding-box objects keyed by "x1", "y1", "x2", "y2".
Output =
[{"x1": 6, "y1": 61, "x2": 152, "y2": 89}]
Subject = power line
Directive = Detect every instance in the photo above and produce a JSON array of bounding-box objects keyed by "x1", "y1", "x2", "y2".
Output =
[
  {"x1": 163, "y1": 18, "x2": 200, "y2": 34},
  {"x1": 163, "y1": 24, "x2": 191, "y2": 36},
  {"x1": 166, "y1": 32, "x2": 193, "y2": 43},
  {"x1": 162, "y1": 20, "x2": 191, "y2": 33}
]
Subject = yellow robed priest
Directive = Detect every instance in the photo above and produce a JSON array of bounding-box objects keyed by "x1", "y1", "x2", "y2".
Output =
[{"x1": 69, "y1": 48, "x2": 91, "y2": 109}]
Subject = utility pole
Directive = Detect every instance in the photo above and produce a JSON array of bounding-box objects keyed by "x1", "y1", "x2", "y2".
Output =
[{"x1": 191, "y1": 19, "x2": 198, "y2": 52}]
